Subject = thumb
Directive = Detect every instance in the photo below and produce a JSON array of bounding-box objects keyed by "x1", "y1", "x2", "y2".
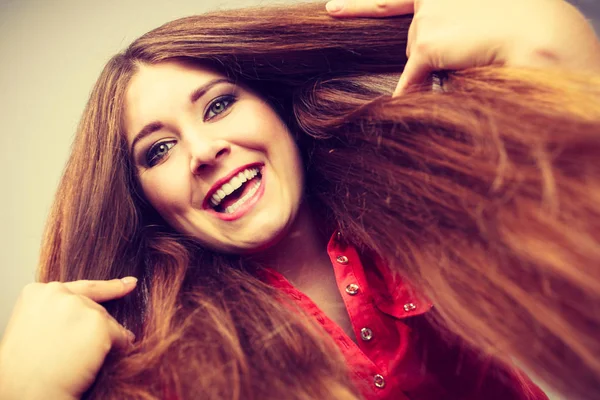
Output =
[
  {"x1": 326, "y1": 0, "x2": 414, "y2": 17},
  {"x1": 393, "y1": 53, "x2": 431, "y2": 97}
]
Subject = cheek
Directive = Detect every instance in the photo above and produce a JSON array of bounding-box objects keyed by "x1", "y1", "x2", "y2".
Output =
[
  {"x1": 244, "y1": 105, "x2": 304, "y2": 189},
  {"x1": 230, "y1": 101, "x2": 289, "y2": 145},
  {"x1": 139, "y1": 163, "x2": 190, "y2": 216}
]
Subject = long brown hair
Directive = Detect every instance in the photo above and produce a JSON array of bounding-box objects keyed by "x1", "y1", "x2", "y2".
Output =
[{"x1": 38, "y1": 2, "x2": 600, "y2": 399}]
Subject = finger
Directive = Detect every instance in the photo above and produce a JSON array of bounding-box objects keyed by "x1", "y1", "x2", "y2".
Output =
[
  {"x1": 71, "y1": 294, "x2": 135, "y2": 351},
  {"x1": 105, "y1": 313, "x2": 136, "y2": 351},
  {"x1": 393, "y1": 53, "x2": 432, "y2": 96},
  {"x1": 326, "y1": 0, "x2": 414, "y2": 17},
  {"x1": 406, "y1": 16, "x2": 417, "y2": 59},
  {"x1": 76, "y1": 295, "x2": 136, "y2": 349},
  {"x1": 413, "y1": 0, "x2": 424, "y2": 14},
  {"x1": 63, "y1": 277, "x2": 138, "y2": 303}
]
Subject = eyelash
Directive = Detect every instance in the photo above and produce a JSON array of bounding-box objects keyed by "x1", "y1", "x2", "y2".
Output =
[
  {"x1": 205, "y1": 94, "x2": 236, "y2": 121},
  {"x1": 145, "y1": 140, "x2": 176, "y2": 168},
  {"x1": 144, "y1": 94, "x2": 237, "y2": 167}
]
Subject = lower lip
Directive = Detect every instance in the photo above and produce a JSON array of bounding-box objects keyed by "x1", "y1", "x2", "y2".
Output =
[{"x1": 208, "y1": 168, "x2": 266, "y2": 222}]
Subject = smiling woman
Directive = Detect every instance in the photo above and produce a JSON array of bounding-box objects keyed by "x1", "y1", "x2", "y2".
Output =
[
  {"x1": 1, "y1": 1, "x2": 600, "y2": 400},
  {"x1": 125, "y1": 61, "x2": 304, "y2": 253}
]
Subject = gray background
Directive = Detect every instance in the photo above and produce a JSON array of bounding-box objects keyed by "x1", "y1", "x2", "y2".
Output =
[{"x1": 0, "y1": 1, "x2": 598, "y2": 398}]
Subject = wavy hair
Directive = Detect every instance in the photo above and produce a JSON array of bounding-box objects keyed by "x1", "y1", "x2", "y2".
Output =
[{"x1": 38, "y1": 2, "x2": 600, "y2": 399}]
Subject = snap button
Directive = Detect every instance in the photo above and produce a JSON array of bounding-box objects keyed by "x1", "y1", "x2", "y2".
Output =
[
  {"x1": 360, "y1": 327, "x2": 373, "y2": 341},
  {"x1": 403, "y1": 303, "x2": 417, "y2": 312},
  {"x1": 336, "y1": 255, "x2": 349, "y2": 265},
  {"x1": 374, "y1": 374, "x2": 386, "y2": 388},
  {"x1": 345, "y1": 283, "x2": 359, "y2": 295}
]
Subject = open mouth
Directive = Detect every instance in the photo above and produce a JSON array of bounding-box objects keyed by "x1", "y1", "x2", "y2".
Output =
[{"x1": 208, "y1": 166, "x2": 263, "y2": 214}]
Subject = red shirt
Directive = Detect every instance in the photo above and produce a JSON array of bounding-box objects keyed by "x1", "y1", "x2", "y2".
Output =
[{"x1": 259, "y1": 232, "x2": 548, "y2": 400}]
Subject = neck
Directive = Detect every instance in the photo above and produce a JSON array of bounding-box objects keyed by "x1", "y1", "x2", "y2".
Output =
[{"x1": 247, "y1": 201, "x2": 332, "y2": 285}]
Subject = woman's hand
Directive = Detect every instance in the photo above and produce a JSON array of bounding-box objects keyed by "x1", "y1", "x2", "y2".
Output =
[
  {"x1": 0, "y1": 278, "x2": 138, "y2": 400},
  {"x1": 326, "y1": 0, "x2": 600, "y2": 96}
]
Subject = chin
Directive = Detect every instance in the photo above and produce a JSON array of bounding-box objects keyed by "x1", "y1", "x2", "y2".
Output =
[
  {"x1": 234, "y1": 220, "x2": 292, "y2": 255},
  {"x1": 235, "y1": 233, "x2": 283, "y2": 255}
]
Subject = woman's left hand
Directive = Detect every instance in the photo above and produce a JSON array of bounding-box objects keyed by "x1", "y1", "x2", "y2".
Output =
[{"x1": 326, "y1": 0, "x2": 600, "y2": 96}]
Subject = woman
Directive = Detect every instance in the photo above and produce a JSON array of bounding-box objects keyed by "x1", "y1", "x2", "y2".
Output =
[{"x1": 1, "y1": 1, "x2": 599, "y2": 399}]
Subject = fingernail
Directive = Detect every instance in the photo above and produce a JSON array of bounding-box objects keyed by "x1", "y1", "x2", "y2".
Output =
[
  {"x1": 326, "y1": 0, "x2": 344, "y2": 13},
  {"x1": 121, "y1": 276, "x2": 138, "y2": 286},
  {"x1": 126, "y1": 330, "x2": 136, "y2": 342}
]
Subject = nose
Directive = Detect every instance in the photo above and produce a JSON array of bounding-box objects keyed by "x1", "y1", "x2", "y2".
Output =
[{"x1": 189, "y1": 138, "x2": 231, "y2": 174}]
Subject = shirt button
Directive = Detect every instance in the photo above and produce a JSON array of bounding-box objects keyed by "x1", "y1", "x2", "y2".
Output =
[
  {"x1": 360, "y1": 327, "x2": 373, "y2": 341},
  {"x1": 403, "y1": 302, "x2": 417, "y2": 312},
  {"x1": 345, "y1": 283, "x2": 360, "y2": 295},
  {"x1": 374, "y1": 374, "x2": 386, "y2": 389},
  {"x1": 336, "y1": 255, "x2": 349, "y2": 265}
]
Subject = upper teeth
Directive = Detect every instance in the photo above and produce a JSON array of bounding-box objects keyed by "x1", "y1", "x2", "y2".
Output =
[{"x1": 210, "y1": 167, "x2": 260, "y2": 207}]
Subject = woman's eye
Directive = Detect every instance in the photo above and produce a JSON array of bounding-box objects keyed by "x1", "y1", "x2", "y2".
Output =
[
  {"x1": 146, "y1": 140, "x2": 176, "y2": 167},
  {"x1": 204, "y1": 95, "x2": 236, "y2": 121}
]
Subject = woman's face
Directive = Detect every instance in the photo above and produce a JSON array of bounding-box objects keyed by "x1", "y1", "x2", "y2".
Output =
[{"x1": 124, "y1": 61, "x2": 304, "y2": 254}]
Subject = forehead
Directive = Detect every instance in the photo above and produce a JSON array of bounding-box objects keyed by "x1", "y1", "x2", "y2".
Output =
[
  {"x1": 128, "y1": 61, "x2": 223, "y2": 97},
  {"x1": 124, "y1": 61, "x2": 225, "y2": 140}
]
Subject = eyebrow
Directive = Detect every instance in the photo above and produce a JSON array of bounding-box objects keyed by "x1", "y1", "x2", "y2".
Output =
[{"x1": 130, "y1": 77, "x2": 234, "y2": 155}]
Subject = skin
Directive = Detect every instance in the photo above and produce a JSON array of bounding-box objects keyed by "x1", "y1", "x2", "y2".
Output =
[
  {"x1": 1, "y1": 0, "x2": 599, "y2": 398},
  {"x1": 124, "y1": 61, "x2": 306, "y2": 254},
  {"x1": 327, "y1": 0, "x2": 600, "y2": 96},
  {"x1": 125, "y1": 60, "x2": 355, "y2": 338},
  {"x1": 0, "y1": 279, "x2": 137, "y2": 400}
]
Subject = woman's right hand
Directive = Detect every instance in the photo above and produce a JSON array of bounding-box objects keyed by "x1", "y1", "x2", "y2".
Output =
[
  {"x1": 327, "y1": 0, "x2": 600, "y2": 96},
  {"x1": 0, "y1": 278, "x2": 138, "y2": 400}
]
